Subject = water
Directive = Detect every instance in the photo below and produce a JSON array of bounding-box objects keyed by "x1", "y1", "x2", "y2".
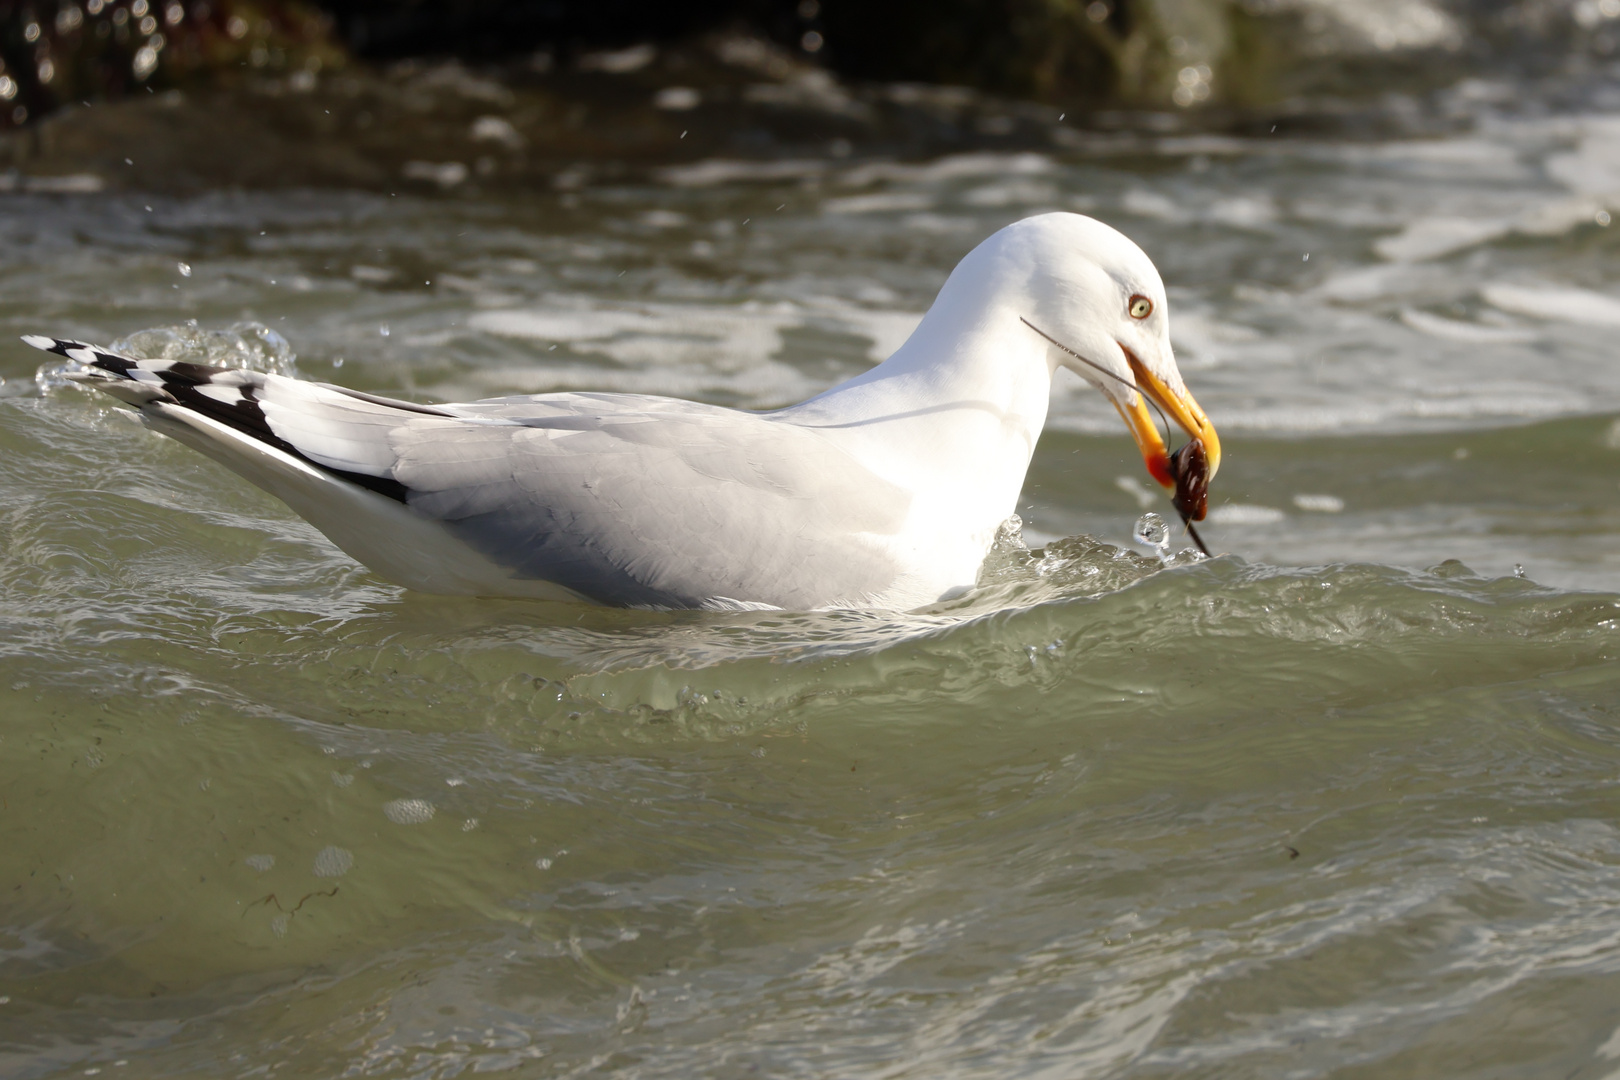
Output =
[
  {"x1": 1132, "y1": 512, "x2": 1171, "y2": 560},
  {"x1": 2, "y1": 71, "x2": 1620, "y2": 1079}
]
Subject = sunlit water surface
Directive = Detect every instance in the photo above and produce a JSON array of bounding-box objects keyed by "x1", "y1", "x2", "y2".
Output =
[{"x1": 2, "y1": 89, "x2": 1620, "y2": 1079}]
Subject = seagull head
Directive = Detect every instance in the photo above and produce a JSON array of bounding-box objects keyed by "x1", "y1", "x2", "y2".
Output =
[{"x1": 1004, "y1": 212, "x2": 1220, "y2": 490}]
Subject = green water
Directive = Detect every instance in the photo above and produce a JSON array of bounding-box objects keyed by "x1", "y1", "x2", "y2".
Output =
[{"x1": 3, "y1": 87, "x2": 1620, "y2": 1077}]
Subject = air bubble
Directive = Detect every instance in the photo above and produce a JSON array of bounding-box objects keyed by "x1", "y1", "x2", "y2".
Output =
[
  {"x1": 312, "y1": 846, "x2": 353, "y2": 878},
  {"x1": 383, "y1": 798, "x2": 435, "y2": 824}
]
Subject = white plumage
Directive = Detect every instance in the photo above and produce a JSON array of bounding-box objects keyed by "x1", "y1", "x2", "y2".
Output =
[{"x1": 26, "y1": 212, "x2": 1218, "y2": 610}]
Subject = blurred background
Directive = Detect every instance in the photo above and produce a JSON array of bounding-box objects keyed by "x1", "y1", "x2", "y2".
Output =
[{"x1": 1, "y1": 0, "x2": 1619, "y2": 181}]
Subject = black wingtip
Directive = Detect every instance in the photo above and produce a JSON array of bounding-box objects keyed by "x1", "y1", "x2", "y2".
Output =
[
  {"x1": 22, "y1": 335, "x2": 82, "y2": 358},
  {"x1": 20, "y1": 336, "x2": 146, "y2": 377}
]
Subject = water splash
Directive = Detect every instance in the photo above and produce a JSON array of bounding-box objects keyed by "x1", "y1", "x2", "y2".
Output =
[
  {"x1": 109, "y1": 320, "x2": 298, "y2": 377},
  {"x1": 31, "y1": 320, "x2": 302, "y2": 399},
  {"x1": 1133, "y1": 512, "x2": 1171, "y2": 562},
  {"x1": 990, "y1": 514, "x2": 1027, "y2": 555}
]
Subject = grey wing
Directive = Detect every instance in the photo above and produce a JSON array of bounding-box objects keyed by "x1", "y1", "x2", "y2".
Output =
[
  {"x1": 389, "y1": 399, "x2": 911, "y2": 608},
  {"x1": 30, "y1": 333, "x2": 910, "y2": 608}
]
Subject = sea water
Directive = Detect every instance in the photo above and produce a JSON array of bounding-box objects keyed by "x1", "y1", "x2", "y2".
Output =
[{"x1": 1, "y1": 79, "x2": 1619, "y2": 1080}]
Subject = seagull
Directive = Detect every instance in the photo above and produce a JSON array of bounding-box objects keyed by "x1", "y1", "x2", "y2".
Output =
[{"x1": 25, "y1": 212, "x2": 1219, "y2": 610}]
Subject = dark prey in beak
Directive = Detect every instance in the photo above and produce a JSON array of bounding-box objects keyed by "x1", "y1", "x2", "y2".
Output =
[{"x1": 1168, "y1": 438, "x2": 1212, "y2": 557}]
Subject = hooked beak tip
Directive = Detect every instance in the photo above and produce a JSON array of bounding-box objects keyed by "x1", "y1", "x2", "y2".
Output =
[{"x1": 1116, "y1": 350, "x2": 1220, "y2": 488}]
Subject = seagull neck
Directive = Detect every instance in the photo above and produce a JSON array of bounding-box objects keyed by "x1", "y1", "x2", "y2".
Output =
[
  {"x1": 787, "y1": 303, "x2": 1054, "y2": 435},
  {"x1": 775, "y1": 301, "x2": 1055, "y2": 516}
]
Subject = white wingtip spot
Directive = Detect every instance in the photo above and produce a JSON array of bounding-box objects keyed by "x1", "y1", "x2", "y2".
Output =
[
  {"x1": 66, "y1": 347, "x2": 98, "y2": 365},
  {"x1": 21, "y1": 335, "x2": 56, "y2": 351}
]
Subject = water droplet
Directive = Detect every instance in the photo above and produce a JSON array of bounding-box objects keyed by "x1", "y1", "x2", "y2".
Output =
[
  {"x1": 462, "y1": 818, "x2": 479, "y2": 832},
  {"x1": 535, "y1": 857, "x2": 553, "y2": 870},
  {"x1": 1514, "y1": 564, "x2": 1527, "y2": 579},
  {"x1": 312, "y1": 846, "x2": 353, "y2": 878},
  {"x1": 244, "y1": 853, "x2": 275, "y2": 872},
  {"x1": 1133, "y1": 512, "x2": 1169, "y2": 559},
  {"x1": 378, "y1": 323, "x2": 390, "y2": 338},
  {"x1": 176, "y1": 261, "x2": 191, "y2": 277}
]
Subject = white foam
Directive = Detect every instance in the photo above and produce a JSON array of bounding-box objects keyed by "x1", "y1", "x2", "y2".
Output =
[
  {"x1": 383, "y1": 798, "x2": 435, "y2": 825},
  {"x1": 820, "y1": 193, "x2": 934, "y2": 215},
  {"x1": 654, "y1": 159, "x2": 829, "y2": 187},
  {"x1": 1210, "y1": 504, "x2": 1288, "y2": 525},
  {"x1": 312, "y1": 846, "x2": 353, "y2": 878},
  {"x1": 1399, "y1": 309, "x2": 1538, "y2": 343},
  {"x1": 1482, "y1": 283, "x2": 1620, "y2": 326},
  {"x1": 836, "y1": 152, "x2": 1052, "y2": 188},
  {"x1": 464, "y1": 296, "x2": 922, "y2": 407}
]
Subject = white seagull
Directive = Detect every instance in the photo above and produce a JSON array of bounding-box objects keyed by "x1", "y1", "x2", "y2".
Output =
[{"x1": 26, "y1": 212, "x2": 1219, "y2": 610}]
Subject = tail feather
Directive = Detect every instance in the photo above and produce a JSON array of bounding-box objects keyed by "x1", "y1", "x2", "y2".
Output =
[
  {"x1": 22, "y1": 333, "x2": 410, "y2": 501},
  {"x1": 19, "y1": 333, "x2": 587, "y2": 600}
]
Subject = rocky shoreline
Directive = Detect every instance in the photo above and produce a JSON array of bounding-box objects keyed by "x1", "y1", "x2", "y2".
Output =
[
  {"x1": 2, "y1": 0, "x2": 1619, "y2": 196},
  {"x1": 0, "y1": 31, "x2": 1494, "y2": 197}
]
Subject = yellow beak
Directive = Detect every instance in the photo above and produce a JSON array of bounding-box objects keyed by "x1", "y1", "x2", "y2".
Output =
[{"x1": 1112, "y1": 349, "x2": 1221, "y2": 490}]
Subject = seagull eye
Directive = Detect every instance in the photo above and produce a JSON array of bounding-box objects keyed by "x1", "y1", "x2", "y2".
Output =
[{"x1": 1129, "y1": 295, "x2": 1153, "y2": 320}]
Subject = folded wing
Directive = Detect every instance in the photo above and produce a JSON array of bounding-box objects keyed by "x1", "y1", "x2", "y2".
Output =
[{"x1": 29, "y1": 337, "x2": 908, "y2": 607}]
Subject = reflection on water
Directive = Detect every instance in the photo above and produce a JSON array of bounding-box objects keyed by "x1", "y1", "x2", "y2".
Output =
[{"x1": 1, "y1": 50, "x2": 1619, "y2": 1080}]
